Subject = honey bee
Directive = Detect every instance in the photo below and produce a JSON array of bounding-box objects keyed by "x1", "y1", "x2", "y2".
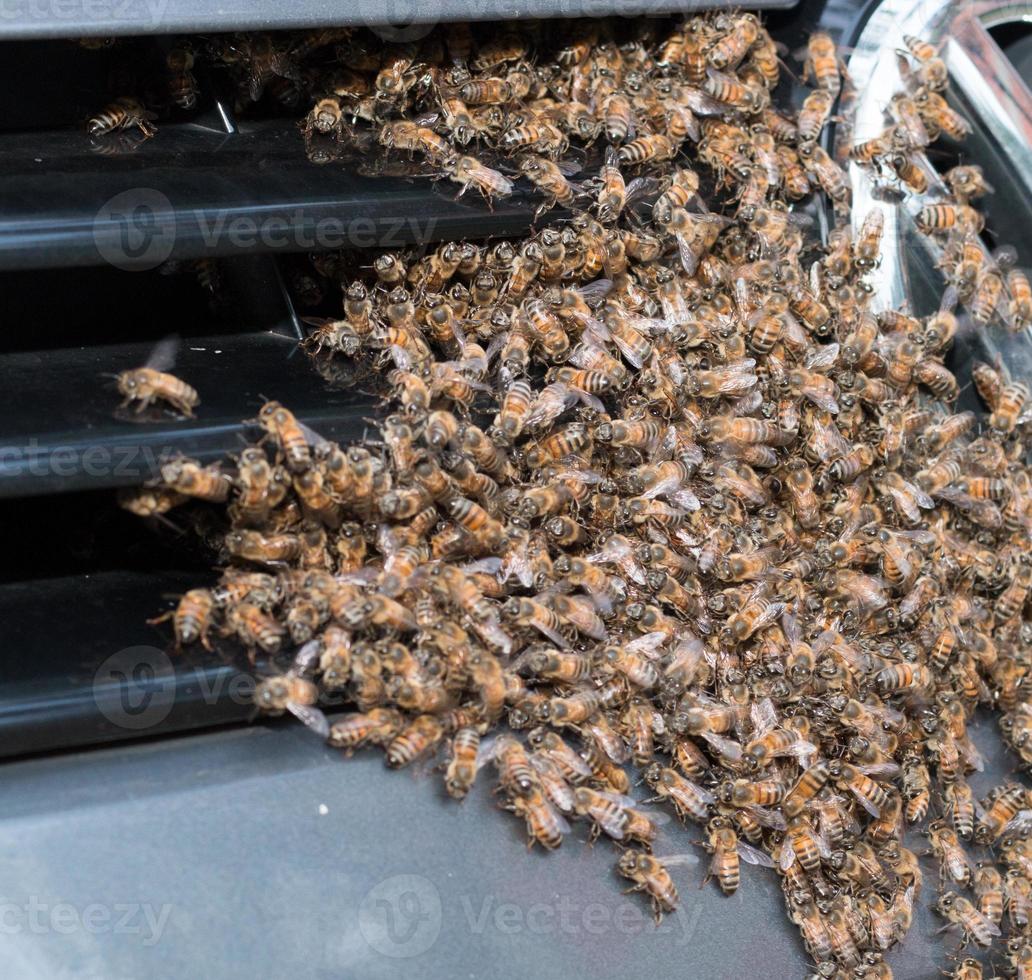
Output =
[
  {"x1": 252, "y1": 642, "x2": 328, "y2": 735},
  {"x1": 799, "y1": 32, "x2": 844, "y2": 94},
  {"x1": 928, "y1": 820, "x2": 975, "y2": 887},
  {"x1": 508, "y1": 782, "x2": 571, "y2": 849},
  {"x1": 989, "y1": 380, "x2": 1030, "y2": 435},
  {"x1": 945, "y1": 164, "x2": 993, "y2": 201},
  {"x1": 797, "y1": 89, "x2": 836, "y2": 146},
  {"x1": 165, "y1": 45, "x2": 199, "y2": 109},
  {"x1": 444, "y1": 726, "x2": 483, "y2": 799},
  {"x1": 617, "y1": 851, "x2": 679, "y2": 922},
  {"x1": 148, "y1": 588, "x2": 216, "y2": 649},
  {"x1": 618, "y1": 134, "x2": 676, "y2": 167},
  {"x1": 386, "y1": 715, "x2": 446, "y2": 769},
  {"x1": 704, "y1": 817, "x2": 774, "y2": 894},
  {"x1": 936, "y1": 891, "x2": 1002, "y2": 948},
  {"x1": 976, "y1": 783, "x2": 1029, "y2": 844},
  {"x1": 160, "y1": 456, "x2": 232, "y2": 503},
  {"x1": 328, "y1": 708, "x2": 403, "y2": 753},
  {"x1": 447, "y1": 155, "x2": 514, "y2": 201},
  {"x1": 707, "y1": 14, "x2": 760, "y2": 71},
  {"x1": 518, "y1": 154, "x2": 579, "y2": 211},
  {"x1": 88, "y1": 96, "x2": 158, "y2": 138},
  {"x1": 115, "y1": 338, "x2": 198, "y2": 417}
]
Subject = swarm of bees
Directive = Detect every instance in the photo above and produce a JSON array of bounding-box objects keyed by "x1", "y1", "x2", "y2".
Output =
[{"x1": 119, "y1": 15, "x2": 1032, "y2": 980}]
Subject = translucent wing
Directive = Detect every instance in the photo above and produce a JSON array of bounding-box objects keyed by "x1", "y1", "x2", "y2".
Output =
[
  {"x1": 805, "y1": 343, "x2": 840, "y2": 371},
  {"x1": 700, "y1": 731, "x2": 744, "y2": 764},
  {"x1": 750, "y1": 697, "x2": 778, "y2": 736},
  {"x1": 745, "y1": 806, "x2": 787, "y2": 831},
  {"x1": 1004, "y1": 809, "x2": 1032, "y2": 836},
  {"x1": 288, "y1": 702, "x2": 330, "y2": 738},
  {"x1": 738, "y1": 841, "x2": 776, "y2": 867},
  {"x1": 656, "y1": 852, "x2": 702, "y2": 868},
  {"x1": 626, "y1": 631, "x2": 669, "y2": 659},
  {"x1": 576, "y1": 278, "x2": 614, "y2": 305},
  {"x1": 144, "y1": 335, "x2": 179, "y2": 372},
  {"x1": 292, "y1": 639, "x2": 323, "y2": 676}
]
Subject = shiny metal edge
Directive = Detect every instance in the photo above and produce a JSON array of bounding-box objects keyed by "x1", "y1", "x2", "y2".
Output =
[{"x1": 840, "y1": 0, "x2": 1032, "y2": 370}]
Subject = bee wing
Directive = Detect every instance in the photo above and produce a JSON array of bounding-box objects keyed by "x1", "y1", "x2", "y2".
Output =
[
  {"x1": 641, "y1": 474, "x2": 686, "y2": 501},
  {"x1": 287, "y1": 701, "x2": 330, "y2": 738},
  {"x1": 389, "y1": 344, "x2": 414, "y2": 371},
  {"x1": 475, "y1": 735, "x2": 507, "y2": 768},
  {"x1": 905, "y1": 480, "x2": 935, "y2": 509},
  {"x1": 625, "y1": 176, "x2": 662, "y2": 207},
  {"x1": 461, "y1": 557, "x2": 504, "y2": 575},
  {"x1": 554, "y1": 159, "x2": 582, "y2": 178},
  {"x1": 699, "y1": 731, "x2": 744, "y2": 763},
  {"x1": 847, "y1": 783, "x2": 882, "y2": 818},
  {"x1": 670, "y1": 489, "x2": 701, "y2": 512},
  {"x1": 665, "y1": 634, "x2": 705, "y2": 676},
  {"x1": 625, "y1": 631, "x2": 668, "y2": 659},
  {"x1": 610, "y1": 330, "x2": 647, "y2": 369},
  {"x1": 750, "y1": 697, "x2": 778, "y2": 736},
  {"x1": 545, "y1": 794, "x2": 573, "y2": 835},
  {"x1": 781, "y1": 608, "x2": 802, "y2": 645},
  {"x1": 576, "y1": 278, "x2": 614, "y2": 305},
  {"x1": 595, "y1": 789, "x2": 643, "y2": 809},
  {"x1": 501, "y1": 542, "x2": 536, "y2": 589},
  {"x1": 960, "y1": 736, "x2": 985, "y2": 773},
  {"x1": 555, "y1": 466, "x2": 604, "y2": 485},
  {"x1": 801, "y1": 384, "x2": 839, "y2": 414},
  {"x1": 144, "y1": 335, "x2": 180, "y2": 372},
  {"x1": 472, "y1": 619, "x2": 515, "y2": 656},
  {"x1": 296, "y1": 420, "x2": 333, "y2": 451},
  {"x1": 738, "y1": 841, "x2": 776, "y2": 868},
  {"x1": 1004, "y1": 809, "x2": 1032, "y2": 836},
  {"x1": 533, "y1": 619, "x2": 570, "y2": 650},
  {"x1": 886, "y1": 485, "x2": 922, "y2": 523},
  {"x1": 655, "y1": 852, "x2": 702, "y2": 868},
  {"x1": 755, "y1": 600, "x2": 787, "y2": 634},
  {"x1": 676, "y1": 234, "x2": 700, "y2": 277},
  {"x1": 939, "y1": 284, "x2": 959, "y2": 314},
  {"x1": 570, "y1": 386, "x2": 606, "y2": 414},
  {"x1": 680, "y1": 85, "x2": 724, "y2": 118},
  {"x1": 857, "y1": 761, "x2": 902, "y2": 780},
  {"x1": 292, "y1": 638, "x2": 323, "y2": 676},
  {"x1": 805, "y1": 343, "x2": 840, "y2": 371},
  {"x1": 787, "y1": 740, "x2": 819, "y2": 766},
  {"x1": 745, "y1": 805, "x2": 787, "y2": 831}
]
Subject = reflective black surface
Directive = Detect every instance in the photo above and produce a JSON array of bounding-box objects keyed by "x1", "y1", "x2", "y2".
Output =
[
  {"x1": 0, "y1": 571, "x2": 255, "y2": 758},
  {"x1": 0, "y1": 328, "x2": 373, "y2": 497}
]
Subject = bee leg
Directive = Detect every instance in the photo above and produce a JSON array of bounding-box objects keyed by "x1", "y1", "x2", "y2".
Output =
[{"x1": 146, "y1": 611, "x2": 173, "y2": 625}]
